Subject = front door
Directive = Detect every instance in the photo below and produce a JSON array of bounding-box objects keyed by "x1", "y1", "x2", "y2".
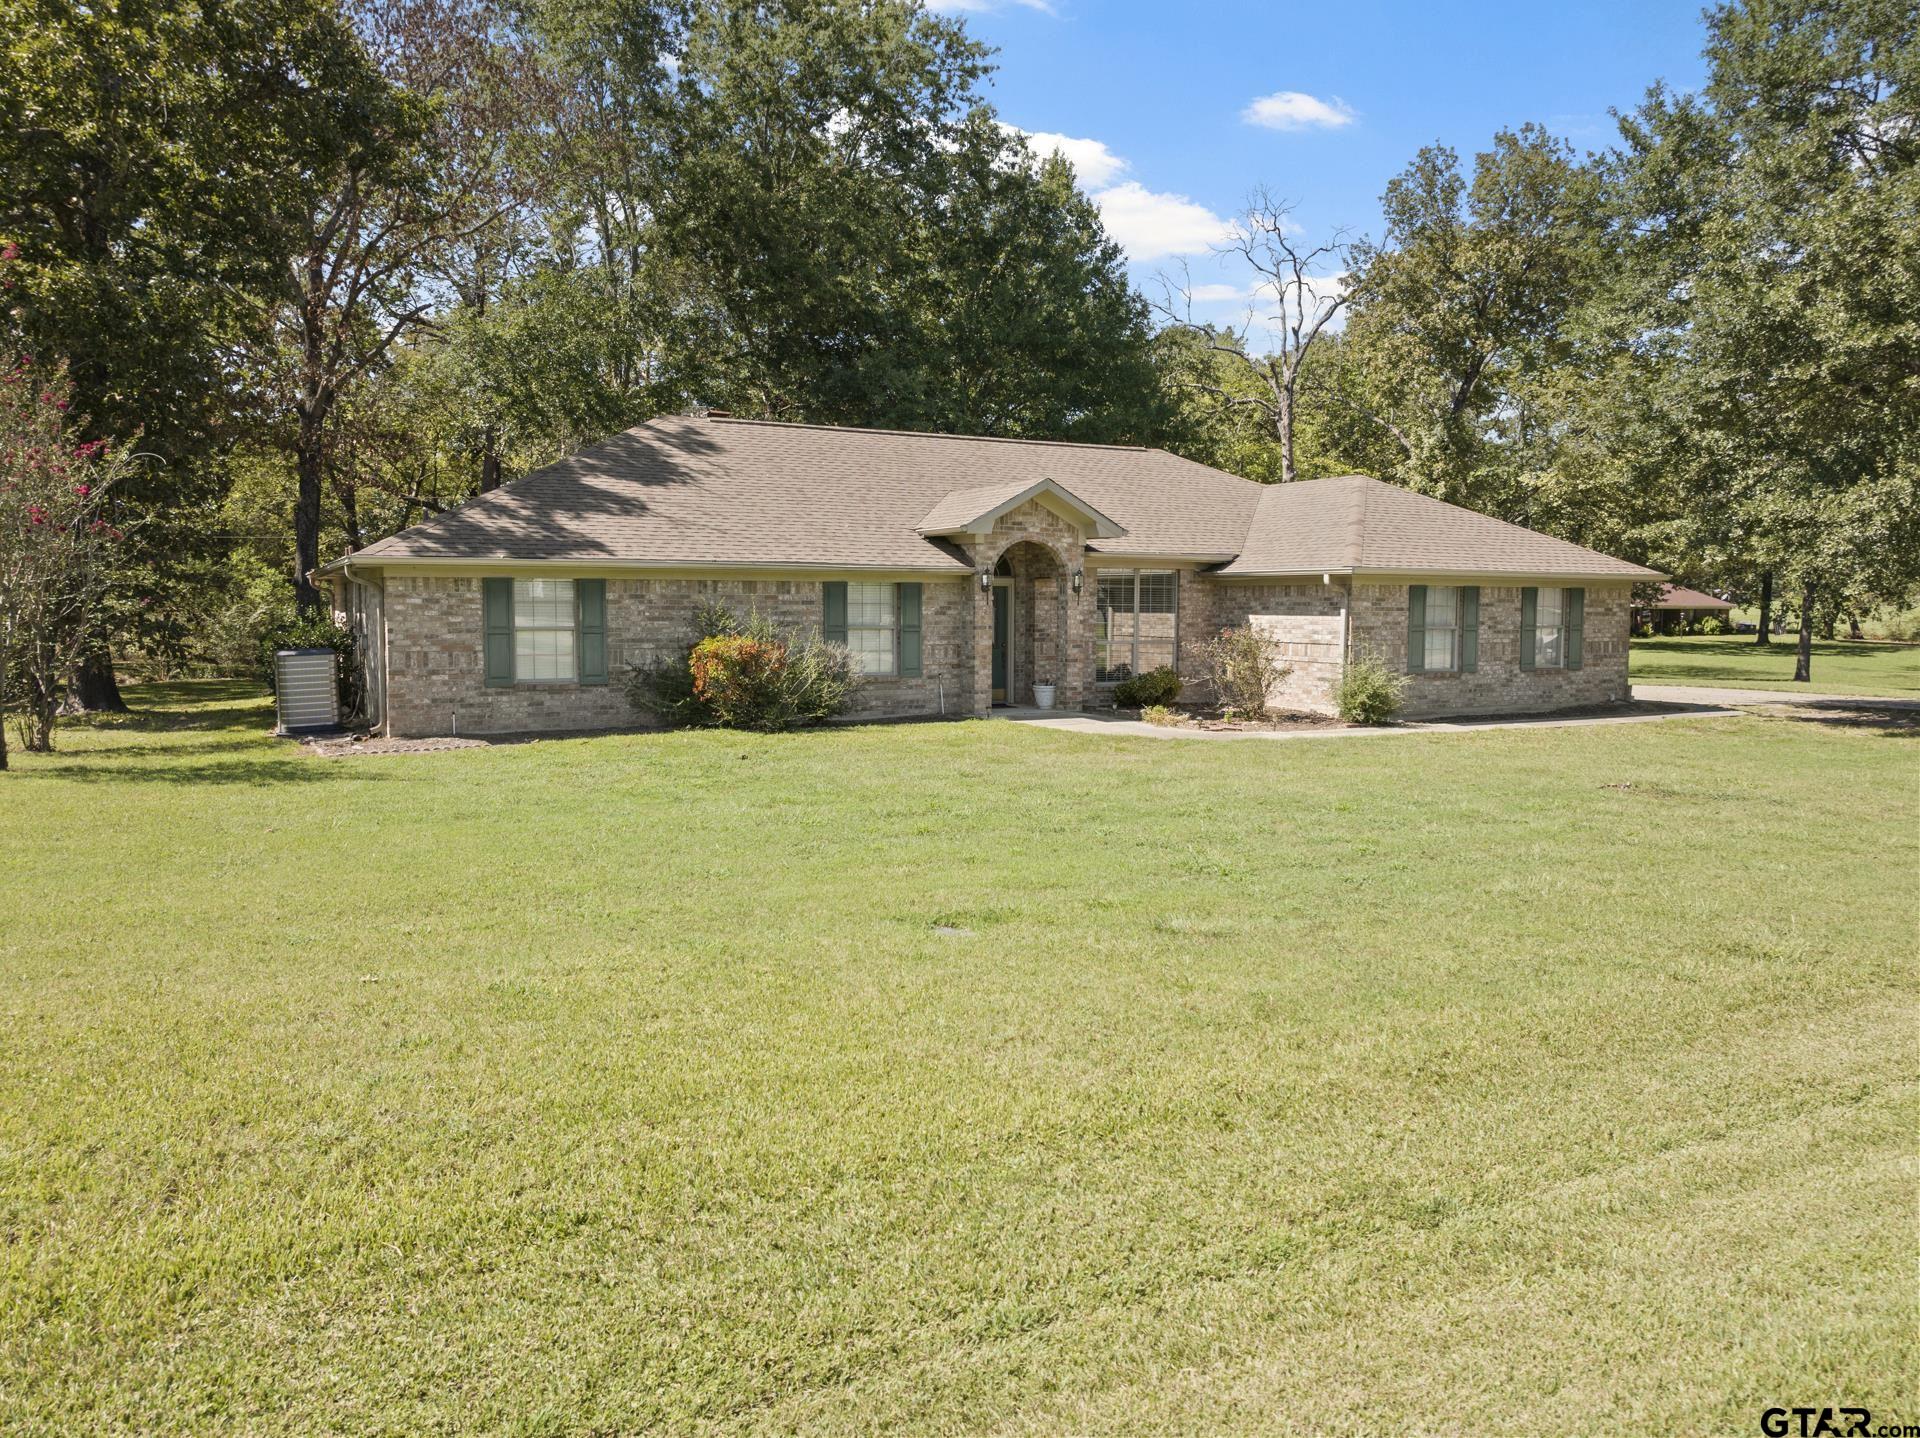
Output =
[{"x1": 991, "y1": 582, "x2": 1009, "y2": 703}]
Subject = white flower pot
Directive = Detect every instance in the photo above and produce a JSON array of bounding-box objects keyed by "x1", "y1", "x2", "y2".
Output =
[{"x1": 1032, "y1": 684, "x2": 1057, "y2": 710}]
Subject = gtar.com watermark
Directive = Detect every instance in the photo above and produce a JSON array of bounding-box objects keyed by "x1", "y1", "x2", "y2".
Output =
[{"x1": 1760, "y1": 1408, "x2": 1920, "y2": 1437}]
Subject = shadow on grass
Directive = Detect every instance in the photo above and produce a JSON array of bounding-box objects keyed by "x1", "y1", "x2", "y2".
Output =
[
  {"x1": 15, "y1": 679, "x2": 370, "y2": 782},
  {"x1": 1759, "y1": 704, "x2": 1920, "y2": 739},
  {"x1": 19, "y1": 754, "x2": 367, "y2": 785}
]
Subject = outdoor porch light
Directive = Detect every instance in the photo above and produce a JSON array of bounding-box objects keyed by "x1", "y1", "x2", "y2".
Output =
[
  {"x1": 1071, "y1": 567, "x2": 1084, "y2": 595},
  {"x1": 979, "y1": 568, "x2": 993, "y2": 593}
]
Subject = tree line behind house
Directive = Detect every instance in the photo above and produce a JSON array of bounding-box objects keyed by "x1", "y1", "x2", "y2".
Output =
[{"x1": 0, "y1": 0, "x2": 1914, "y2": 757}]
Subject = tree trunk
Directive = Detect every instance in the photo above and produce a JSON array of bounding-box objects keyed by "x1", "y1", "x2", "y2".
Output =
[
  {"x1": 1275, "y1": 378, "x2": 1296, "y2": 485},
  {"x1": 1793, "y1": 586, "x2": 1815, "y2": 682},
  {"x1": 480, "y1": 430, "x2": 502, "y2": 493},
  {"x1": 339, "y1": 475, "x2": 363, "y2": 555},
  {"x1": 25, "y1": 666, "x2": 57, "y2": 752},
  {"x1": 0, "y1": 697, "x2": 9, "y2": 771},
  {"x1": 294, "y1": 408, "x2": 325, "y2": 611},
  {"x1": 1755, "y1": 570, "x2": 1772, "y2": 644},
  {"x1": 66, "y1": 640, "x2": 128, "y2": 713}
]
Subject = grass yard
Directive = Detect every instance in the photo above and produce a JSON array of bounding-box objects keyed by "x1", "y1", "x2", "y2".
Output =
[
  {"x1": 2, "y1": 684, "x2": 1915, "y2": 1435},
  {"x1": 1632, "y1": 633, "x2": 1920, "y2": 696}
]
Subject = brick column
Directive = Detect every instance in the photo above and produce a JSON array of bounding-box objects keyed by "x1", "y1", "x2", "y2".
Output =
[
  {"x1": 968, "y1": 572, "x2": 993, "y2": 715},
  {"x1": 1060, "y1": 565, "x2": 1095, "y2": 709}
]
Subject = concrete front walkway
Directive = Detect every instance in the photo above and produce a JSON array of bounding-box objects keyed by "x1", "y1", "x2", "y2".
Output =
[
  {"x1": 1631, "y1": 683, "x2": 1920, "y2": 710},
  {"x1": 992, "y1": 698, "x2": 1741, "y2": 743}
]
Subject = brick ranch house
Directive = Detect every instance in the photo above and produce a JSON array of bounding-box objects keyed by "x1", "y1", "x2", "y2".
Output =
[{"x1": 319, "y1": 415, "x2": 1659, "y2": 737}]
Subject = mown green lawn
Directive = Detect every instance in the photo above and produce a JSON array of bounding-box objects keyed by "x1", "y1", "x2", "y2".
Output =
[
  {"x1": 1632, "y1": 633, "x2": 1920, "y2": 695},
  {"x1": 2, "y1": 684, "x2": 1915, "y2": 1435}
]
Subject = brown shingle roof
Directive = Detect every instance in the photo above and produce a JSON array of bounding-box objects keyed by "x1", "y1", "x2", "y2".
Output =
[
  {"x1": 1215, "y1": 475, "x2": 1660, "y2": 580},
  {"x1": 343, "y1": 416, "x2": 1258, "y2": 572},
  {"x1": 334, "y1": 419, "x2": 1655, "y2": 581},
  {"x1": 1650, "y1": 584, "x2": 1731, "y2": 609}
]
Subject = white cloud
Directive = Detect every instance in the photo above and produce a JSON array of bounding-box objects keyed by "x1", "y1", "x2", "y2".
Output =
[
  {"x1": 1004, "y1": 126, "x2": 1128, "y2": 188},
  {"x1": 1186, "y1": 283, "x2": 1249, "y2": 304},
  {"x1": 1095, "y1": 182, "x2": 1235, "y2": 262},
  {"x1": 1240, "y1": 91, "x2": 1357, "y2": 131}
]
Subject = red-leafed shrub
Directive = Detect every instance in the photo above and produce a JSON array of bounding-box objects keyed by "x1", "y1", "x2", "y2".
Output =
[
  {"x1": 629, "y1": 604, "x2": 860, "y2": 731},
  {"x1": 690, "y1": 633, "x2": 789, "y2": 724}
]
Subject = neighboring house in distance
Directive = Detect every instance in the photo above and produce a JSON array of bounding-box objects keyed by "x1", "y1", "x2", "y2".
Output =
[
  {"x1": 1634, "y1": 584, "x2": 1735, "y2": 634},
  {"x1": 320, "y1": 416, "x2": 1660, "y2": 737}
]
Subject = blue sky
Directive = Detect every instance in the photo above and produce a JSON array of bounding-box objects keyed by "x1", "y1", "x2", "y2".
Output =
[{"x1": 936, "y1": 0, "x2": 1711, "y2": 320}]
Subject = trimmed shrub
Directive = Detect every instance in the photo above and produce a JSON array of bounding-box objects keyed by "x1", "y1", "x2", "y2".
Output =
[
  {"x1": 1113, "y1": 665, "x2": 1181, "y2": 708},
  {"x1": 1334, "y1": 653, "x2": 1408, "y2": 725},
  {"x1": 1696, "y1": 614, "x2": 1729, "y2": 635},
  {"x1": 1200, "y1": 624, "x2": 1289, "y2": 720},
  {"x1": 626, "y1": 605, "x2": 859, "y2": 731},
  {"x1": 690, "y1": 633, "x2": 789, "y2": 727}
]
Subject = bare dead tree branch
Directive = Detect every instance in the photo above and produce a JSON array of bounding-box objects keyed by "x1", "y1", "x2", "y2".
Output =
[{"x1": 1151, "y1": 189, "x2": 1356, "y2": 483}]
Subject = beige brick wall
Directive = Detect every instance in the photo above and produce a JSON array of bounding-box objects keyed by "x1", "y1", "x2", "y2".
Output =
[
  {"x1": 1203, "y1": 580, "x2": 1349, "y2": 714},
  {"x1": 1348, "y1": 581, "x2": 1632, "y2": 718},
  {"x1": 382, "y1": 573, "x2": 970, "y2": 737}
]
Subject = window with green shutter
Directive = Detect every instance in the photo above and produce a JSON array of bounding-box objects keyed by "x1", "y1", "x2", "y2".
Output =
[
  {"x1": 1409, "y1": 585, "x2": 1474, "y2": 673},
  {"x1": 1533, "y1": 586, "x2": 1569, "y2": 669},
  {"x1": 822, "y1": 580, "x2": 924, "y2": 678},
  {"x1": 483, "y1": 578, "x2": 514, "y2": 686},
  {"x1": 577, "y1": 579, "x2": 607, "y2": 685},
  {"x1": 898, "y1": 582, "x2": 922, "y2": 677},
  {"x1": 822, "y1": 582, "x2": 848, "y2": 645}
]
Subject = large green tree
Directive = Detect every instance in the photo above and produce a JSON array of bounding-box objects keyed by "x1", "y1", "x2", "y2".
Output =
[
  {"x1": 0, "y1": 0, "x2": 392, "y2": 691},
  {"x1": 1331, "y1": 125, "x2": 1602, "y2": 519},
  {"x1": 1598, "y1": 0, "x2": 1919, "y2": 680}
]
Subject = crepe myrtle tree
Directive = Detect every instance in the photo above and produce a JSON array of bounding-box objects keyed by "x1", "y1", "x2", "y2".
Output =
[{"x1": 0, "y1": 349, "x2": 135, "y2": 768}]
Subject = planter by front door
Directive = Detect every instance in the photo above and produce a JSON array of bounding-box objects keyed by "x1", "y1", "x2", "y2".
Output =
[{"x1": 991, "y1": 581, "x2": 1010, "y2": 703}]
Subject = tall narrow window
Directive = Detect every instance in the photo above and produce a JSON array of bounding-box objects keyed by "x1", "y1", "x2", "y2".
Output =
[
  {"x1": 513, "y1": 579, "x2": 576, "y2": 681},
  {"x1": 1535, "y1": 586, "x2": 1566, "y2": 668},
  {"x1": 1423, "y1": 585, "x2": 1459, "y2": 671},
  {"x1": 1096, "y1": 570, "x2": 1177, "y2": 681},
  {"x1": 845, "y1": 581, "x2": 897, "y2": 676}
]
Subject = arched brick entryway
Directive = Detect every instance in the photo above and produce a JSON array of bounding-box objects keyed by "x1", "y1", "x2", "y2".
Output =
[
  {"x1": 961, "y1": 499, "x2": 1095, "y2": 714},
  {"x1": 990, "y1": 540, "x2": 1067, "y2": 707}
]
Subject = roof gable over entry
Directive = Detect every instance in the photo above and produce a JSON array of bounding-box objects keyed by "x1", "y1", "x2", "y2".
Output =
[{"x1": 917, "y1": 478, "x2": 1125, "y2": 539}]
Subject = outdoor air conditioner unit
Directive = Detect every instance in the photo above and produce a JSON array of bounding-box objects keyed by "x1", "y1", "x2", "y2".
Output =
[{"x1": 274, "y1": 648, "x2": 340, "y2": 734}]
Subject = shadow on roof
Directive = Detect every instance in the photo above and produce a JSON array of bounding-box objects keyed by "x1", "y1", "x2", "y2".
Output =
[{"x1": 366, "y1": 421, "x2": 724, "y2": 559}]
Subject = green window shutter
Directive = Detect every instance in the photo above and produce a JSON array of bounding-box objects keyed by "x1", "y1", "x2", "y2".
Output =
[
  {"x1": 897, "y1": 582, "x2": 922, "y2": 677},
  {"x1": 483, "y1": 578, "x2": 514, "y2": 687},
  {"x1": 1406, "y1": 584, "x2": 1427, "y2": 673},
  {"x1": 1520, "y1": 586, "x2": 1538, "y2": 671},
  {"x1": 1460, "y1": 586, "x2": 1480, "y2": 672},
  {"x1": 577, "y1": 579, "x2": 607, "y2": 685},
  {"x1": 822, "y1": 581, "x2": 848, "y2": 644},
  {"x1": 1566, "y1": 586, "x2": 1585, "y2": 670}
]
